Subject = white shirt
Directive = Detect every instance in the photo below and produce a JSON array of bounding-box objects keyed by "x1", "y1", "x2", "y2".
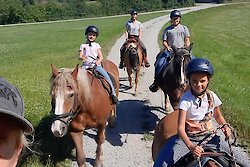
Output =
[
  {"x1": 79, "y1": 42, "x2": 101, "y2": 68},
  {"x1": 179, "y1": 90, "x2": 222, "y2": 121}
]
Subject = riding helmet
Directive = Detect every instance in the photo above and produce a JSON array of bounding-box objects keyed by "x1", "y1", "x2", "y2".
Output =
[
  {"x1": 85, "y1": 25, "x2": 99, "y2": 36},
  {"x1": 186, "y1": 58, "x2": 214, "y2": 78},
  {"x1": 130, "y1": 9, "x2": 138, "y2": 15},
  {"x1": 170, "y1": 10, "x2": 182, "y2": 19}
]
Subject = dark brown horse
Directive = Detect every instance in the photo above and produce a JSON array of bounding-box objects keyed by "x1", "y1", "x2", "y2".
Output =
[
  {"x1": 123, "y1": 37, "x2": 143, "y2": 96},
  {"x1": 50, "y1": 60, "x2": 119, "y2": 167},
  {"x1": 158, "y1": 44, "x2": 192, "y2": 111},
  {"x1": 152, "y1": 44, "x2": 192, "y2": 161}
]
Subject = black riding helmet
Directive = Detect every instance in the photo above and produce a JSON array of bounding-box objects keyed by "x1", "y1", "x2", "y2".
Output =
[
  {"x1": 170, "y1": 10, "x2": 182, "y2": 19},
  {"x1": 186, "y1": 58, "x2": 214, "y2": 79},
  {"x1": 85, "y1": 25, "x2": 99, "y2": 37},
  {"x1": 130, "y1": 9, "x2": 138, "y2": 15}
]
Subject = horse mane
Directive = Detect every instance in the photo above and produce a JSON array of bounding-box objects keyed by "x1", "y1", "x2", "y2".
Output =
[{"x1": 50, "y1": 67, "x2": 91, "y2": 104}]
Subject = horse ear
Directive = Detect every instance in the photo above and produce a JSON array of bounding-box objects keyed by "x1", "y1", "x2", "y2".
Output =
[
  {"x1": 71, "y1": 64, "x2": 79, "y2": 80},
  {"x1": 51, "y1": 64, "x2": 59, "y2": 77}
]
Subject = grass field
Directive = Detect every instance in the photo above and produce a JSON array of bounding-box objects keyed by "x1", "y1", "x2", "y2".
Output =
[{"x1": 1, "y1": 3, "x2": 250, "y2": 166}]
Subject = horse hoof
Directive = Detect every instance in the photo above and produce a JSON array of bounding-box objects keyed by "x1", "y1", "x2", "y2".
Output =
[
  {"x1": 94, "y1": 160, "x2": 103, "y2": 167},
  {"x1": 108, "y1": 116, "x2": 116, "y2": 128}
]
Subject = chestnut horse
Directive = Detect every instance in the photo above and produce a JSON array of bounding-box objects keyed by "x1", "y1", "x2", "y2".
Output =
[
  {"x1": 152, "y1": 45, "x2": 192, "y2": 161},
  {"x1": 123, "y1": 37, "x2": 143, "y2": 96},
  {"x1": 50, "y1": 60, "x2": 119, "y2": 167}
]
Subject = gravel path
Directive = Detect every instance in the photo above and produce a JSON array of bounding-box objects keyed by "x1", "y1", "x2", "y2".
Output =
[{"x1": 72, "y1": 3, "x2": 224, "y2": 167}]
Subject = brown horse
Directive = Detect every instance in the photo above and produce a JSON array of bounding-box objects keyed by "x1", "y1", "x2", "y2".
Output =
[
  {"x1": 50, "y1": 60, "x2": 119, "y2": 167},
  {"x1": 123, "y1": 37, "x2": 143, "y2": 96},
  {"x1": 152, "y1": 44, "x2": 192, "y2": 161}
]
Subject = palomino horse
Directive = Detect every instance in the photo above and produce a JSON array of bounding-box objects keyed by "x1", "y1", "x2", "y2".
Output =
[
  {"x1": 50, "y1": 60, "x2": 119, "y2": 167},
  {"x1": 123, "y1": 37, "x2": 143, "y2": 96},
  {"x1": 152, "y1": 44, "x2": 192, "y2": 161}
]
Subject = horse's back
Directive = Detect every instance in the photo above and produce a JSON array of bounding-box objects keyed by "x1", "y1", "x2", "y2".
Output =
[{"x1": 152, "y1": 110, "x2": 179, "y2": 161}]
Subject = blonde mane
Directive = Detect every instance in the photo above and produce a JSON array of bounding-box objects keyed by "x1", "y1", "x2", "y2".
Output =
[{"x1": 50, "y1": 67, "x2": 91, "y2": 104}]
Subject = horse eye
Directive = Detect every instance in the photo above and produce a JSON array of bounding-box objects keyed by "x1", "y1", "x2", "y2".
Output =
[{"x1": 68, "y1": 93, "x2": 74, "y2": 98}]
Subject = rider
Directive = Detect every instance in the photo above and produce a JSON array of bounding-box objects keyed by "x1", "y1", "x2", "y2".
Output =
[
  {"x1": 155, "y1": 58, "x2": 250, "y2": 166},
  {"x1": 0, "y1": 77, "x2": 34, "y2": 167},
  {"x1": 149, "y1": 10, "x2": 191, "y2": 92},
  {"x1": 119, "y1": 9, "x2": 150, "y2": 69},
  {"x1": 79, "y1": 25, "x2": 118, "y2": 104}
]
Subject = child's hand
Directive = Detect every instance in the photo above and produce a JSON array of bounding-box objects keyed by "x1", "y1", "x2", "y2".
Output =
[
  {"x1": 82, "y1": 56, "x2": 87, "y2": 62},
  {"x1": 222, "y1": 125, "x2": 231, "y2": 139},
  {"x1": 95, "y1": 60, "x2": 101, "y2": 65},
  {"x1": 190, "y1": 144, "x2": 204, "y2": 157}
]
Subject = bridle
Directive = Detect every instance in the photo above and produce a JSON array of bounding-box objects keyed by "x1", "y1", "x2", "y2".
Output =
[{"x1": 52, "y1": 93, "x2": 80, "y2": 127}]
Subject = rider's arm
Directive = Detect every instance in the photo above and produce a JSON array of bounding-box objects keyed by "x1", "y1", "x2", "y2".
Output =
[
  {"x1": 184, "y1": 36, "x2": 191, "y2": 47},
  {"x1": 125, "y1": 30, "x2": 129, "y2": 40},
  {"x1": 163, "y1": 40, "x2": 172, "y2": 51},
  {"x1": 79, "y1": 49, "x2": 86, "y2": 61},
  {"x1": 139, "y1": 27, "x2": 142, "y2": 39},
  {"x1": 178, "y1": 109, "x2": 204, "y2": 157},
  {"x1": 213, "y1": 106, "x2": 231, "y2": 137},
  {"x1": 96, "y1": 48, "x2": 103, "y2": 65}
]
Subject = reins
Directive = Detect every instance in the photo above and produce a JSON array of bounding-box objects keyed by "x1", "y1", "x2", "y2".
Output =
[{"x1": 196, "y1": 123, "x2": 237, "y2": 167}]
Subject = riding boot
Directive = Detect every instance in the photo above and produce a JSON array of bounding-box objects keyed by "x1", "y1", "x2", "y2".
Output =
[
  {"x1": 111, "y1": 94, "x2": 118, "y2": 104},
  {"x1": 119, "y1": 51, "x2": 125, "y2": 69},
  {"x1": 149, "y1": 77, "x2": 159, "y2": 92}
]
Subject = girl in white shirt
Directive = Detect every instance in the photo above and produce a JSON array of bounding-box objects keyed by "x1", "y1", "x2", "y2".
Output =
[{"x1": 79, "y1": 26, "x2": 118, "y2": 104}]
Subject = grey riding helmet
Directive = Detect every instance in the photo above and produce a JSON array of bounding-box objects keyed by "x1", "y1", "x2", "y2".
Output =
[
  {"x1": 170, "y1": 10, "x2": 182, "y2": 19},
  {"x1": 0, "y1": 77, "x2": 34, "y2": 133},
  {"x1": 186, "y1": 58, "x2": 214, "y2": 78},
  {"x1": 85, "y1": 25, "x2": 99, "y2": 36}
]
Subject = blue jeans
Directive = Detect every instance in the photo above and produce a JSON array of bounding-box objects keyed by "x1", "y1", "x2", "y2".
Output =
[
  {"x1": 95, "y1": 65, "x2": 116, "y2": 96},
  {"x1": 154, "y1": 51, "x2": 195, "y2": 77}
]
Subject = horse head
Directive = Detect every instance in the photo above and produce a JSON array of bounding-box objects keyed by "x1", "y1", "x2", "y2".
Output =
[
  {"x1": 171, "y1": 43, "x2": 193, "y2": 88},
  {"x1": 50, "y1": 64, "x2": 80, "y2": 137},
  {"x1": 126, "y1": 42, "x2": 140, "y2": 71}
]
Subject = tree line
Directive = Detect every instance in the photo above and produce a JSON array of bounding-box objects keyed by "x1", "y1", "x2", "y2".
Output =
[{"x1": 0, "y1": 0, "x2": 198, "y2": 25}]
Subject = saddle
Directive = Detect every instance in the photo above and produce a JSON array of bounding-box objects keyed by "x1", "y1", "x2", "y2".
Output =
[
  {"x1": 86, "y1": 67, "x2": 117, "y2": 98},
  {"x1": 173, "y1": 147, "x2": 240, "y2": 167}
]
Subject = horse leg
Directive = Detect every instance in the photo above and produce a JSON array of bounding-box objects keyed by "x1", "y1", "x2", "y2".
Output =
[
  {"x1": 94, "y1": 124, "x2": 106, "y2": 167},
  {"x1": 164, "y1": 94, "x2": 173, "y2": 113},
  {"x1": 70, "y1": 131, "x2": 86, "y2": 167},
  {"x1": 108, "y1": 106, "x2": 116, "y2": 128},
  {"x1": 127, "y1": 69, "x2": 133, "y2": 88},
  {"x1": 134, "y1": 69, "x2": 140, "y2": 96}
]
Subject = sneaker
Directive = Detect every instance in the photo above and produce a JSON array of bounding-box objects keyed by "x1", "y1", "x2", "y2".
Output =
[
  {"x1": 145, "y1": 61, "x2": 150, "y2": 68},
  {"x1": 149, "y1": 83, "x2": 158, "y2": 92},
  {"x1": 111, "y1": 95, "x2": 118, "y2": 104},
  {"x1": 119, "y1": 62, "x2": 123, "y2": 69}
]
